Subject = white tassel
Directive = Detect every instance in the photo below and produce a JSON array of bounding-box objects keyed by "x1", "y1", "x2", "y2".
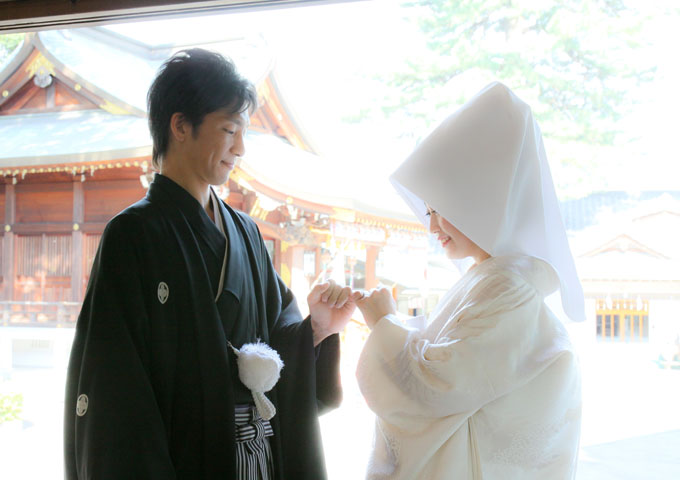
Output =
[
  {"x1": 252, "y1": 391, "x2": 277, "y2": 421},
  {"x1": 229, "y1": 341, "x2": 284, "y2": 420}
]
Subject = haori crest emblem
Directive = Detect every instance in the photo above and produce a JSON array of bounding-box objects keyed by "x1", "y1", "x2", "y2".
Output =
[
  {"x1": 76, "y1": 394, "x2": 88, "y2": 417},
  {"x1": 157, "y1": 282, "x2": 169, "y2": 304}
]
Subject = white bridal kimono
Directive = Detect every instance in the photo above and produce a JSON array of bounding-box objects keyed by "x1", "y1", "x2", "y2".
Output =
[
  {"x1": 357, "y1": 82, "x2": 584, "y2": 479},
  {"x1": 357, "y1": 255, "x2": 581, "y2": 479}
]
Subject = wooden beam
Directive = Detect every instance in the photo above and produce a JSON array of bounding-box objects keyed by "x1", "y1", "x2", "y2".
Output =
[
  {"x1": 258, "y1": 76, "x2": 314, "y2": 152},
  {"x1": 0, "y1": 0, "x2": 354, "y2": 33}
]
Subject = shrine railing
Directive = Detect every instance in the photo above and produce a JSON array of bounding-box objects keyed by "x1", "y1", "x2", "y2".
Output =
[{"x1": 0, "y1": 301, "x2": 81, "y2": 327}]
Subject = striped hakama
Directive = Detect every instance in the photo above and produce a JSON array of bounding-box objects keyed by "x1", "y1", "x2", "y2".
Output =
[{"x1": 235, "y1": 404, "x2": 275, "y2": 479}]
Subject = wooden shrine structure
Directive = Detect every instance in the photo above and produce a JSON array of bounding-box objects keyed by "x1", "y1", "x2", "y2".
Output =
[{"x1": 0, "y1": 27, "x2": 426, "y2": 326}]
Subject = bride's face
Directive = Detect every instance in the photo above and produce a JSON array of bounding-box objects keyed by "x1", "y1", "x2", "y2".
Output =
[{"x1": 426, "y1": 207, "x2": 489, "y2": 263}]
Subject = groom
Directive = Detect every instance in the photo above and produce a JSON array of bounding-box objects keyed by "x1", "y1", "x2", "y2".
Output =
[{"x1": 64, "y1": 48, "x2": 359, "y2": 479}]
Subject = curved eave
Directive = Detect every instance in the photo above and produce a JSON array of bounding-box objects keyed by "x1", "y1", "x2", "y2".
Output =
[
  {"x1": 34, "y1": 27, "x2": 279, "y2": 117},
  {"x1": 0, "y1": 147, "x2": 151, "y2": 169},
  {"x1": 235, "y1": 135, "x2": 421, "y2": 226},
  {"x1": 262, "y1": 72, "x2": 317, "y2": 153},
  {"x1": 580, "y1": 234, "x2": 670, "y2": 260},
  {"x1": 34, "y1": 32, "x2": 147, "y2": 116},
  {"x1": 0, "y1": 110, "x2": 151, "y2": 167},
  {"x1": 0, "y1": 34, "x2": 33, "y2": 86},
  {"x1": 577, "y1": 253, "x2": 680, "y2": 282},
  {"x1": 235, "y1": 162, "x2": 421, "y2": 225}
]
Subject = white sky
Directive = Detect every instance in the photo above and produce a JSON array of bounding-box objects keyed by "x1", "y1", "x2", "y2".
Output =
[{"x1": 106, "y1": 0, "x2": 680, "y2": 198}]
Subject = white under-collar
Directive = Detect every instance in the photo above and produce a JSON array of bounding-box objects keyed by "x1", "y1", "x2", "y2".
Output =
[{"x1": 210, "y1": 188, "x2": 228, "y2": 302}]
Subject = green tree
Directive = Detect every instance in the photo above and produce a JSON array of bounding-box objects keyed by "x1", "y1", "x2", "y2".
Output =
[
  {"x1": 0, "y1": 392, "x2": 23, "y2": 424},
  {"x1": 0, "y1": 34, "x2": 24, "y2": 64},
  {"x1": 368, "y1": 0, "x2": 656, "y2": 146}
]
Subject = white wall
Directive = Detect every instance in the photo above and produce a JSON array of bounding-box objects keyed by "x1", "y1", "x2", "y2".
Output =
[{"x1": 0, "y1": 327, "x2": 75, "y2": 370}]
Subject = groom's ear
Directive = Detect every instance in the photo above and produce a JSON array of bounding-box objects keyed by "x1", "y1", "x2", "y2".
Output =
[{"x1": 169, "y1": 112, "x2": 191, "y2": 143}]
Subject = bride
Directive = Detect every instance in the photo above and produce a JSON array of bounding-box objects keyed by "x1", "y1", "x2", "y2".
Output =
[{"x1": 355, "y1": 82, "x2": 583, "y2": 479}]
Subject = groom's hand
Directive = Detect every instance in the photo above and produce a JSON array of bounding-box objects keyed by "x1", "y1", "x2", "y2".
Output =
[{"x1": 308, "y1": 280, "x2": 362, "y2": 346}]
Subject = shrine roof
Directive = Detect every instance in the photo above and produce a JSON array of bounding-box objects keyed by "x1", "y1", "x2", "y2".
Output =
[
  {"x1": 569, "y1": 192, "x2": 680, "y2": 281},
  {"x1": 37, "y1": 27, "x2": 274, "y2": 114},
  {"x1": 0, "y1": 110, "x2": 150, "y2": 166},
  {"x1": 577, "y1": 251, "x2": 680, "y2": 281},
  {"x1": 0, "y1": 109, "x2": 416, "y2": 221},
  {"x1": 240, "y1": 133, "x2": 415, "y2": 222},
  {"x1": 0, "y1": 26, "x2": 415, "y2": 222},
  {"x1": 560, "y1": 190, "x2": 680, "y2": 232}
]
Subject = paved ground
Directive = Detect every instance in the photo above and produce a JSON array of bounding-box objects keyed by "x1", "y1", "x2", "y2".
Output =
[
  {"x1": 1, "y1": 327, "x2": 679, "y2": 479},
  {"x1": 578, "y1": 430, "x2": 680, "y2": 479}
]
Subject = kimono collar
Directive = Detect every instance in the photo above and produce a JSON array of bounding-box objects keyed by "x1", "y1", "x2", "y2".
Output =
[
  {"x1": 390, "y1": 82, "x2": 584, "y2": 322},
  {"x1": 148, "y1": 173, "x2": 219, "y2": 238},
  {"x1": 148, "y1": 174, "x2": 245, "y2": 301},
  {"x1": 211, "y1": 189, "x2": 247, "y2": 302},
  {"x1": 474, "y1": 255, "x2": 560, "y2": 298}
]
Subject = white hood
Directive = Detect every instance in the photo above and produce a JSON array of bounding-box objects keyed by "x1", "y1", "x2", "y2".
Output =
[{"x1": 390, "y1": 82, "x2": 585, "y2": 322}]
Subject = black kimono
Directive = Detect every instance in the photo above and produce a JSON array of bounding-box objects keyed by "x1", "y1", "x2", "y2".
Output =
[{"x1": 64, "y1": 174, "x2": 342, "y2": 479}]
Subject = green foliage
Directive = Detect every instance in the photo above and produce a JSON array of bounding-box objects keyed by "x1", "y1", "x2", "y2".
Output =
[
  {"x1": 0, "y1": 34, "x2": 24, "y2": 64},
  {"x1": 366, "y1": 0, "x2": 657, "y2": 145},
  {"x1": 0, "y1": 392, "x2": 24, "y2": 424}
]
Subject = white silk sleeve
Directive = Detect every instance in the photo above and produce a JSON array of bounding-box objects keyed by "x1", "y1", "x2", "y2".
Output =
[{"x1": 356, "y1": 282, "x2": 568, "y2": 425}]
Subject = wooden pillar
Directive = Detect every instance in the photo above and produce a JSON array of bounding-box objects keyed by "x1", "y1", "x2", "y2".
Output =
[
  {"x1": 290, "y1": 245, "x2": 305, "y2": 292},
  {"x1": 280, "y1": 241, "x2": 292, "y2": 286},
  {"x1": 3, "y1": 184, "x2": 15, "y2": 302},
  {"x1": 365, "y1": 245, "x2": 379, "y2": 290},
  {"x1": 279, "y1": 241, "x2": 306, "y2": 291},
  {"x1": 314, "y1": 246, "x2": 321, "y2": 281},
  {"x1": 71, "y1": 181, "x2": 84, "y2": 302},
  {"x1": 273, "y1": 238, "x2": 281, "y2": 274}
]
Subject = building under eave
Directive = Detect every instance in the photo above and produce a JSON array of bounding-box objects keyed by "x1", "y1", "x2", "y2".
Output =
[
  {"x1": 562, "y1": 191, "x2": 680, "y2": 363},
  {"x1": 0, "y1": 26, "x2": 427, "y2": 340}
]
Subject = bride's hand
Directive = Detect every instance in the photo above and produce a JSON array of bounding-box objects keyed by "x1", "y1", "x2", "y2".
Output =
[{"x1": 356, "y1": 287, "x2": 396, "y2": 329}]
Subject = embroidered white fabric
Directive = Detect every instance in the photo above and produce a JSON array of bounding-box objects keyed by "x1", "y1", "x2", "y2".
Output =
[{"x1": 356, "y1": 256, "x2": 582, "y2": 479}]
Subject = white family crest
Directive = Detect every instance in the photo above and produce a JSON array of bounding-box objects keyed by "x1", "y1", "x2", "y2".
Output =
[
  {"x1": 157, "y1": 282, "x2": 169, "y2": 304},
  {"x1": 76, "y1": 394, "x2": 89, "y2": 416}
]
